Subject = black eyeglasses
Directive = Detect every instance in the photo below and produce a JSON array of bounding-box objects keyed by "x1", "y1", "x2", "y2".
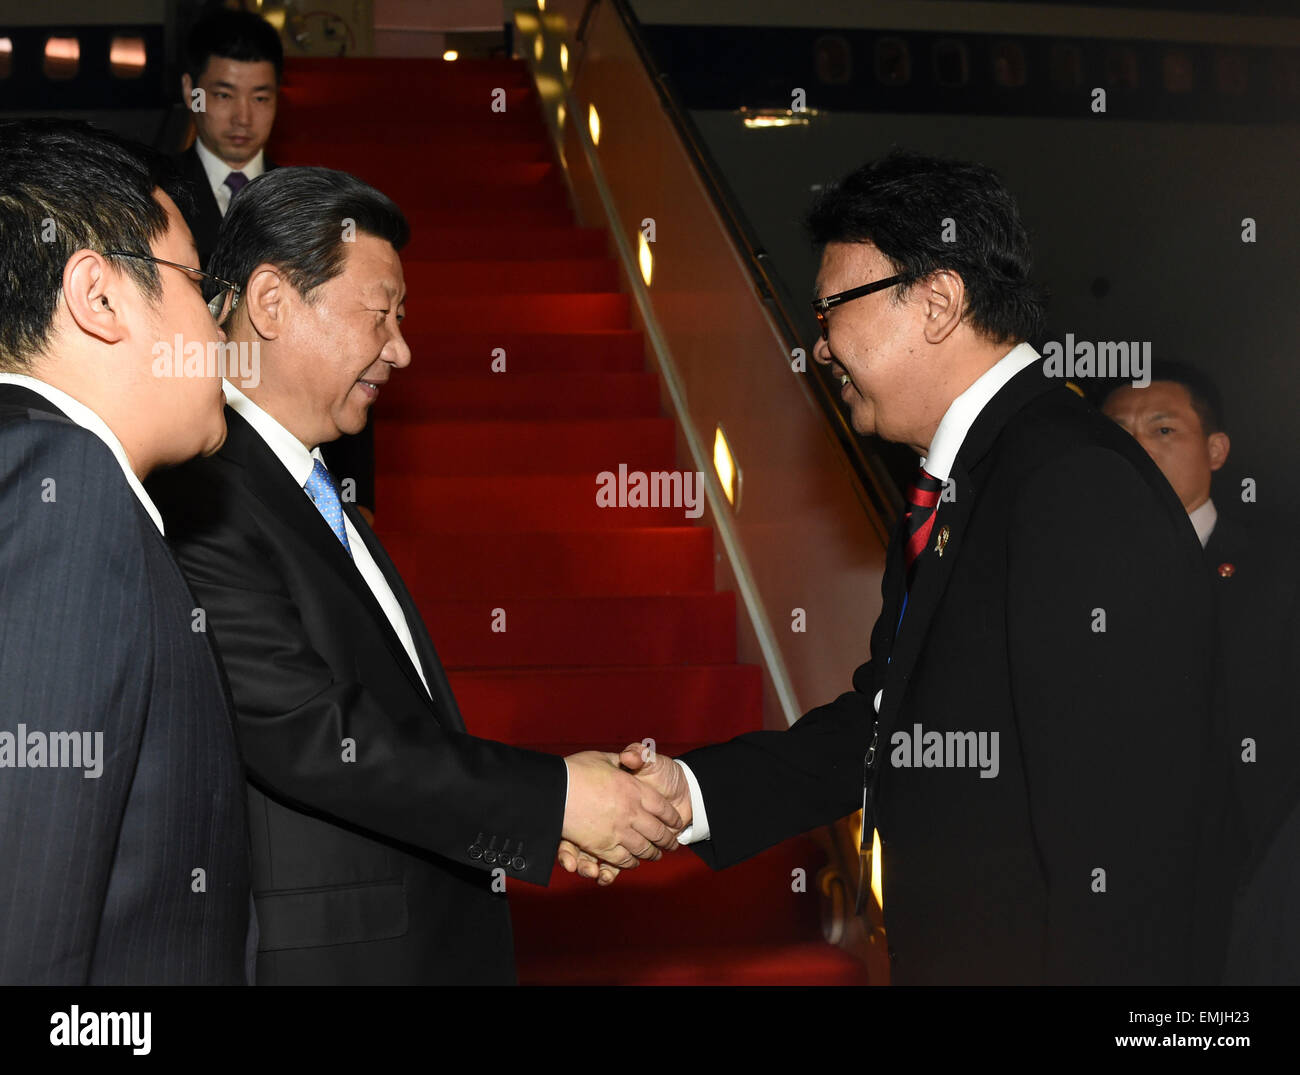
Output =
[
  {"x1": 102, "y1": 250, "x2": 242, "y2": 326},
  {"x1": 810, "y1": 274, "x2": 905, "y2": 340}
]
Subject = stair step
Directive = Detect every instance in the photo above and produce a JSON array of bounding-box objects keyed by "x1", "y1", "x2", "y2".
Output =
[
  {"x1": 378, "y1": 372, "x2": 659, "y2": 420},
  {"x1": 403, "y1": 292, "x2": 629, "y2": 333},
  {"x1": 393, "y1": 331, "x2": 643, "y2": 374},
  {"x1": 511, "y1": 838, "x2": 827, "y2": 951},
  {"x1": 425, "y1": 594, "x2": 737, "y2": 668},
  {"x1": 374, "y1": 470, "x2": 698, "y2": 530},
  {"x1": 403, "y1": 258, "x2": 618, "y2": 295},
  {"x1": 375, "y1": 417, "x2": 675, "y2": 475},
  {"x1": 379, "y1": 528, "x2": 715, "y2": 599},
  {"x1": 400, "y1": 227, "x2": 607, "y2": 261},
  {"x1": 448, "y1": 664, "x2": 761, "y2": 743}
]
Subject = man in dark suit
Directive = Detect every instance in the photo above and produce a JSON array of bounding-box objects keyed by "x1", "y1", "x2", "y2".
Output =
[
  {"x1": 608, "y1": 151, "x2": 1232, "y2": 984},
  {"x1": 0, "y1": 119, "x2": 251, "y2": 984},
  {"x1": 1103, "y1": 362, "x2": 1300, "y2": 983},
  {"x1": 174, "y1": 8, "x2": 281, "y2": 270},
  {"x1": 147, "y1": 166, "x2": 682, "y2": 985},
  {"x1": 174, "y1": 8, "x2": 375, "y2": 514}
]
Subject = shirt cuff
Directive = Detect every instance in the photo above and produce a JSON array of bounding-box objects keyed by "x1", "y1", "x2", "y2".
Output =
[{"x1": 675, "y1": 759, "x2": 711, "y2": 844}]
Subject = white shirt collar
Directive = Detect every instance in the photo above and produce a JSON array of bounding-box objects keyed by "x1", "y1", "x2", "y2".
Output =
[
  {"x1": 194, "y1": 136, "x2": 266, "y2": 197},
  {"x1": 1188, "y1": 497, "x2": 1217, "y2": 548},
  {"x1": 222, "y1": 379, "x2": 323, "y2": 488},
  {"x1": 0, "y1": 373, "x2": 165, "y2": 533},
  {"x1": 920, "y1": 342, "x2": 1041, "y2": 481}
]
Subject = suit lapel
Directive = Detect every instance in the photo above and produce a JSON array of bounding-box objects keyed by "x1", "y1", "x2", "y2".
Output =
[
  {"x1": 875, "y1": 363, "x2": 1058, "y2": 739},
  {"x1": 343, "y1": 503, "x2": 467, "y2": 733},
  {"x1": 221, "y1": 408, "x2": 440, "y2": 714}
]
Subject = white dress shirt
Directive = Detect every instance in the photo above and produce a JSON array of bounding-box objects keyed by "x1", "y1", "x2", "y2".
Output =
[
  {"x1": 676, "y1": 342, "x2": 1042, "y2": 844},
  {"x1": 194, "y1": 137, "x2": 266, "y2": 217},
  {"x1": 1189, "y1": 498, "x2": 1217, "y2": 548},
  {"x1": 0, "y1": 372, "x2": 165, "y2": 533},
  {"x1": 222, "y1": 380, "x2": 430, "y2": 695}
]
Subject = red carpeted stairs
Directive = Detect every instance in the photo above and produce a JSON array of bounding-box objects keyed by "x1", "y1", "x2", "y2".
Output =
[{"x1": 272, "y1": 55, "x2": 868, "y2": 986}]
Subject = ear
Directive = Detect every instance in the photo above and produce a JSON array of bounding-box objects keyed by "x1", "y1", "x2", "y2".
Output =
[
  {"x1": 921, "y1": 269, "x2": 964, "y2": 344},
  {"x1": 1207, "y1": 431, "x2": 1230, "y2": 472},
  {"x1": 242, "y1": 264, "x2": 285, "y2": 341},
  {"x1": 61, "y1": 250, "x2": 130, "y2": 345},
  {"x1": 181, "y1": 72, "x2": 194, "y2": 109}
]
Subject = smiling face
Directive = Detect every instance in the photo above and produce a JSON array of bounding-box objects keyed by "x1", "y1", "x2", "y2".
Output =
[
  {"x1": 183, "y1": 57, "x2": 277, "y2": 168},
  {"x1": 268, "y1": 233, "x2": 410, "y2": 448},
  {"x1": 1102, "y1": 380, "x2": 1229, "y2": 512},
  {"x1": 811, "y1": 241, "x2": 943, "y2": 452}
]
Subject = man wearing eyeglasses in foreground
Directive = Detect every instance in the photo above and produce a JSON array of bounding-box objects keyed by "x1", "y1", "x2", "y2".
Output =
[
  {"x1": 605, "y1": 150, "x2": 1235, "y2": 984},
  {"x1": 0, "y1": 119, "x2": 252, "y2": 983}
]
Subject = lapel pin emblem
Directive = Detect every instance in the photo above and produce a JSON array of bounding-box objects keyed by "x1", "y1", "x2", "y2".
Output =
[
  {"x1": 1217, "y1": 562, "x2": 1235, "y2": 578},
  {"x1": 935, "y1": 526, "x2": 950, "y2": 557}
]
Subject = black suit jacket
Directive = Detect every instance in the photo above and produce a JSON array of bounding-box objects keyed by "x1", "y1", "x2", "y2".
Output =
[
  {"x1": 147, "y1": 405, "x2": 568, "y2": 984},
  {"x1": 1206, "y1": 510, "x2": 1300, "y2": 983},
  {"x1": 0, "y1": 385, "x2": 251, "y2": 984},
  {"x1": 172, "y1": 143, "x2": 277, "y2": 270},
  {"x1": 680, "y1": 361, "x2": 1231, "y2": 985}
]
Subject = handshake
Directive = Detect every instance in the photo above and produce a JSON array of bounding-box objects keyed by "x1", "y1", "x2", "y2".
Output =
[{"x1": 556, "y1": 743, "x2": 689, "y2": 886}]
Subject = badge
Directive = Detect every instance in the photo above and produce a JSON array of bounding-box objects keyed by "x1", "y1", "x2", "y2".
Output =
[{"x1": 934, "y1": 525, "x2": 950, "y2": 557}]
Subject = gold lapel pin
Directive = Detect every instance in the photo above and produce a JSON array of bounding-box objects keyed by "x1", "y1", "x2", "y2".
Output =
[{"x1": 935, "y1": 526, "x2": 950, "y2": 557}]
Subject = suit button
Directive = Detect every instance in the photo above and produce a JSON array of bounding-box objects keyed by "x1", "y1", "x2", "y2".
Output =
[
  {"x1": 888, "y1": 947, "x2": 899, "y2": 964},
  {"x1": 468, "y1": 832, "x2": 486, "y2": 860},
  {"x1": 512, "y1": 856, "x2": 527, "y2": 871}
]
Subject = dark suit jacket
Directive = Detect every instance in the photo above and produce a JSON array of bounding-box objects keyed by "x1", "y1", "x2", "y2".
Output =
[
  {"x1": 680, "y1": 362, "x2": 1231, "y2": 985},
  {"x1": 147, "y1": 406, "x2": 568, "y2": 984},
  {"x1": 1207, "y1": 510, "x2": 1300, "y2": 983},
  {"x1": 0, "y1": 385, "x2": 251, "y2": 984},
  {"x1": 173, "y1": 143, "x2": 375, "y2": 510},
  {"x1": 172, "y1": 143, "x2": 276, "y2": 271}
]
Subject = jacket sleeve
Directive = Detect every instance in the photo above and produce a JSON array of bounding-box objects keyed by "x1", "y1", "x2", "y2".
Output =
[{"x1": 159, "y1": 471, "x2": 568, "y2": 887}]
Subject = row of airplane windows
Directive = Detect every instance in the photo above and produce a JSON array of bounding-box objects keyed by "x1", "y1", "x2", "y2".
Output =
[
  {"x1": 3, "y1": 31, "x2": 1299, "y2": 101},
  {"x1": 0, "y1": 35, "x2": 148, "y2": 80},
  {"x1": 813, "y1": 36, "x2": 1300, "y2": 98}
]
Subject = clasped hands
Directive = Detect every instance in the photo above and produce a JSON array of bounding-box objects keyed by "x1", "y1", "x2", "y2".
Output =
[{"x1": 557, "y1": 743, "x2": 689, "y2": 886}]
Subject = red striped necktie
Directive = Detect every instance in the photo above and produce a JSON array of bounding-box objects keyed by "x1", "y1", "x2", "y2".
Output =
[{"x1": 903, "y1": 467, "x2": 944, "y2": 576}]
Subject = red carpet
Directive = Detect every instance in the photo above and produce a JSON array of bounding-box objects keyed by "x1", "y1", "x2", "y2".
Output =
[{"x1": 272, "y1": 55, "x2": 868, "y2": 986}]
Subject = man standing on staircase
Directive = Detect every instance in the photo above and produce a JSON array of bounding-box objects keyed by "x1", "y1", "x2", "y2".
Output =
[
  {"x1": 609, "y1": 150, "x2": 1235, "y2": 985},
  {"x1": 147, "y1": 165, "x2": 683, "y2": 985}
]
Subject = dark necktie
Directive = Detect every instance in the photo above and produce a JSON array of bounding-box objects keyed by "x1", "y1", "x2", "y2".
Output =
[
  {"x1": 223, "y1": 170, "x2": 249, "y2": 204},
  {"x1": 903, "y1": 467, "x2": 943, "y2": 577}
]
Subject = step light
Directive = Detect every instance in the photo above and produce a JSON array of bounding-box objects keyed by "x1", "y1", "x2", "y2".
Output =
[
  {"x1": 712, "y1": 425, "x2": 740, "y2": 511},
  {"x1": 443, "y1": 50, "x2": 458, "y2": 61},
  {"x1": 637, "y1": 228, "x2": 652, "y2": 286}
]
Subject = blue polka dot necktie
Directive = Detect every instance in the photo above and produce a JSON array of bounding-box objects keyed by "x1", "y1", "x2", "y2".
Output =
[{"x1": 304, "y1": 459, "x2": 352, "y2": 558}]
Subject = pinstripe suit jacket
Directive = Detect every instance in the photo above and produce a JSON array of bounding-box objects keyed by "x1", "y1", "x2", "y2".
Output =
[{"x1": 0, "y1": 385, "x2": 252, "y2": 984}]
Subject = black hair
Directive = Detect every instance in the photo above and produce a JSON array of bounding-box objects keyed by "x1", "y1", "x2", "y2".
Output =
[
  {"x1": 1105, "y1": 359, "x2": 1225, "y2": 435},
  {"x1": 208, "y1": 166, "x2": 409, "y2": 305},
  {"x1": 185, "y1": 8, "x2": 284, "y2": 84},
  {"x1": 803, "y1": 148, "x2": 1046, "y2": 344},
  {"x1": 0, "y1": 118, "x2": 195, "y2": 372}
]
